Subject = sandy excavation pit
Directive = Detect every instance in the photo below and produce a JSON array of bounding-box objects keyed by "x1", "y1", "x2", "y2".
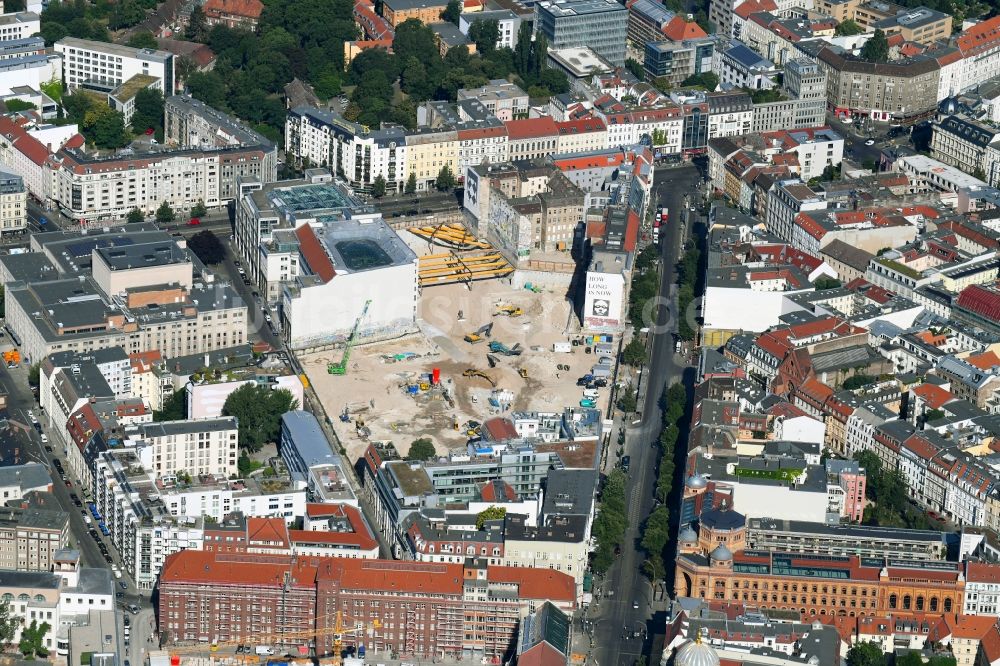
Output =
[{"x1": 301, "y1": 278, "x2": 614, "y2": 462}]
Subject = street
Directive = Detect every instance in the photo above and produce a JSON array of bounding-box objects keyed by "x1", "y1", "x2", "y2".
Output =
[{"x1": 591, "y1": 164, "x2": 701, "y2": 666}]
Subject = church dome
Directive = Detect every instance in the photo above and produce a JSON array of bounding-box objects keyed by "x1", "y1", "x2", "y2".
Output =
[
  {"x1": 679, "y1": 525, "x2": 698, "y2": 544},
  {"x1": 675, "y1": 637, "x2": 720, "y2": 666},
  {"x1": 686, "y1": 474, "x2": 708, "y2": 489},
  {"x1": 939, "y1": 96, "x2": 959, "y2": 115},
  {"x1": 709, "y1": 543, "x2": 733, "y2": 562}
]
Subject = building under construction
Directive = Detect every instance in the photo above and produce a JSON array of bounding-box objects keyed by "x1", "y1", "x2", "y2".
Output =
[{"x1": 157, "y1": 550, "x2": 576, "y2": 660}]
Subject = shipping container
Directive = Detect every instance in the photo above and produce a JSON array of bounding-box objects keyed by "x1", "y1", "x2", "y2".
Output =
[
  {"x1": 590, "y1": 365, "x2": 612, "y2": 377},
  {"x1": 552, "y1": 342, "x2": 572, "y2": 353}
]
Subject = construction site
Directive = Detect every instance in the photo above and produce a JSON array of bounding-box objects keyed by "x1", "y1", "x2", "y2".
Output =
[{"x1": 300, "y1": 224, "x2": 613, "y2": 462}]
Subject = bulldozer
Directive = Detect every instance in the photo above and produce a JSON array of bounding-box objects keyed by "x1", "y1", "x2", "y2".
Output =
[
  {"x1": 462, "y1": 368, "x2": 497, "y2": 387},
  {"x1": 518, "y1": 368, "x2": 528, "y2": 379},
  {"x1": 495, "y1": 305, "x2": 524, "y2": 317}
]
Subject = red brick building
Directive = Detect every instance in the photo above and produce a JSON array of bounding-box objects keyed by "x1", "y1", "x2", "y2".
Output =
[{"x1": 158, "y1": 550, "x2": 575, "y2": 659}]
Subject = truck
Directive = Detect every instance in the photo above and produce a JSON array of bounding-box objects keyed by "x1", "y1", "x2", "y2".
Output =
[{"x1": 552, "y1": 342, "x2": 572, "y2": 353}]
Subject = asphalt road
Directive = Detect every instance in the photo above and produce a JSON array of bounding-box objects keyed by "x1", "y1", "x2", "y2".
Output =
[
  {"x1": 592, "y1": 164, "x2": 701, "y2": 666},
  {"x1": 374, "y1": 190, "x2": 463, "y2": 218}
]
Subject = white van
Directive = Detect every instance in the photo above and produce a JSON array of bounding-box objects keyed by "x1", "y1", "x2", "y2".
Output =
[
  {"x1": 582, "y1": 388, "x2": 600, "y2": 399},
  {"x1": 255, "y1": 647, "x2": 275, "y2": 656}
]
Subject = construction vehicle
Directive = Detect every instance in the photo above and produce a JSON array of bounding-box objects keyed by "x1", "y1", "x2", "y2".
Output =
[
  {"x1": 462, "y1": 368, "x2": 497, "y2": 387},
  {"x1": 495, "y1": 305, "x2": 523, "y2": 317},
  {"x1": 486, "y1": 353, "x2": 499, "y2": 368},
  {"x1": 339, "y1": 405, "x2": 350, "y2": 423},
  {"x1": 488, "y1": 341, "x2": 523, "y2": 356},
  {"x1": 518, "y1": 368, "x2": 528, "y2": 379},
  {"x1": 328, "y1": 300, "x2": 372, "y2": 375},
  {"x1": 2, "y1": 350, "x2": 20, "y2": 368},
  {"x1": 463, "y1": 322, "x2": 494, "y2": 344}
]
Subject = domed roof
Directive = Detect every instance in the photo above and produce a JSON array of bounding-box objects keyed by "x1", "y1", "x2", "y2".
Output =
[
  {"x1": 686, "y1": 474, "x2": 708, "y2": 489},
  {"x1": 700, "y1": 507, "x2": 745, "y2": 531},
  {"x1": 675, "y1": 637, "x2": 720, "y2": 666},
  {"x1": 679, "y1": 525, "x2": 698, "y2": 543},
  {"x1": 710, "y1": 543, "x2": 733, "y2": 562},
  {"x1": 939, "y1": 96, "x2": 958, "y2": 114}
]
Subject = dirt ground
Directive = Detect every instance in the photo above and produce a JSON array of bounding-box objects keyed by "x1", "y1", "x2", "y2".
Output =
[{"x1": 301, "y1": 274, "x2": 614, "y2": 463}]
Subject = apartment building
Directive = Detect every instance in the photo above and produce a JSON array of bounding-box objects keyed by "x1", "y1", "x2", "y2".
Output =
[
  {"x1": 202, "y1": 0, "x2": 264, "y2": 30},
  {"x1": 164, "y1": 94, "x2": 274, "y2": 150},
  {"x1": 456, "y1": 80, "x2": 528, "y2": 121},
  {"x1": 874, "y1": 6, "x2": 951, "y2": 44},
  {"x1": 0, "y1": 12, "x2": 40, "y2": 42},
  {"x1": 458, "y1": 10, "x2": 521, "y2": 51},
  {"x1": 0, "y1": 463, "x2": 52, "y2": 501},
  {"x1": 536, "y1": 0, "x2": 629, "y2": 66},
  {"x1": 51, "y1": 143, "x2": 277, "y2": 225},
  {"x1": 0, "y1": 503, "x2": 70, "y2": 572},
  {"x1": 0, "y1": 169, "x2": 25, "y2": 234},
  {"x1": 125, "y1": 417, "x2": 239, "y2": 480},
  {"x1": 931, "y1": 114, "x2": 1000, "y2": 186},
  {"x1": 54, "y1": 37, "x2": 174, "y2": 95},
  {"x1": 818, "y1": 47, "x2": 940, "y2": 122},
  {"x1": 157, "y1": 550, "x2": 576, "y2": 656},
  {"x1": 745, "y1": 518, "x2": 946, "y2": 561},
  {"x1": 285, "y1": 106, "x2": 407, "y2": 194}
]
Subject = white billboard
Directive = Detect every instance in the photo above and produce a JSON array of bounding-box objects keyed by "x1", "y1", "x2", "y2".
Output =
[{"x1": 583, "y1": 270, "x2": 624, "y2": 330}]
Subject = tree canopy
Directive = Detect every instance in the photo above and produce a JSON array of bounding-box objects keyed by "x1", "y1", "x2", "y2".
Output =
[
  {"x1": 131, "y1": 87, "x2": 164, "y2": 140},
  {"x1": 835, "y1": 19, "x2": 864, "y2": 35},
  {"x1": 860, "y1": 29, "x2": 890, "y2": 63},
  {"x1": 846, "y1": 642, "x2": 885, "y2": 666},
  {"x1": 622, "y1": 338, "x2": 647, "y2": 366},
  {"x1": 188, "y1": 230, "x2": 226, "y2": 264},
  {"x1": 156, "y1": 201, "x2": 175, "y2": 224},
  {"x1": 127, "y1": 208, "x2": 145, "y2": 224},
  {"x1": 407, "y1": 437, "x2": 436, "y2": 461},
  {"x1": 222, "y1": 384, "x2": 299, "y2": 452}
]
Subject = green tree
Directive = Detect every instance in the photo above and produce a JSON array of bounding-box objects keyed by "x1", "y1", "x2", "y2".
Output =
[
  {"x1": 640, "y1": 506, "x2": 670, "y2": 579},
  {"x1": 154, "y1": 390, "x2": 187, "y2": 421},
  {"x1": 622, "y1": 338, "x2": 647, "y2": 366},
  {"x1": 814, "y1": 276, "x2": 841, "y2": 290},
  {"x1": 405, "y1": 172, "x2": 417, "y2": 194},
  {"x1": 83, "y1": 105, "x2": 129, "y2": 149},
  {"x1": 591, "y1": 469, "x2": 628, "y2": 573},
  {"x1": 156, "y1": 201, "x2": 175, "y2": 225},
  {"x1": 625, "y1": 58, "x2": 645, "y2": 81},
  {"x1": 0, "y1": 598, "x2": 17, "y2": 647},
  {"x1": 130, "y1": 87, "x2": 164, "y2": 137},
  {"x1": 371, "y1": 174, "x2": 387, "y2": 198},
  {"x1": 185, "y1": 71, "x2": 227, "y2": 109},
  {"x1": 406, "y1": 437, "x2": 436, "y2": 461},
  {"x1": 682, "y1": 72, "x2": 719, "y2": 90},
  {"x1": 19, "y1": 620, "x2": 51, "y2": 658},
  {"x1": 440, "y1": 0, "x2": 461, "y2": 24},
  {"x1": 222, "y1": 384, "x2": 299, "y2": 452},
  {"x1": 191, "y1": 200, "x2": 208, "y2": 218},
  {"x1": 923, "y1": 408, "x2": 945, "y2": 423},
  {"x1": 436, "y1": 164, "x2": 456, "y2": 191},
  {"x1": 475, "y1": 505, "x2": 507, "y2": 529},
  {"x1": 127, "y1": 30, "x2": 159, "y2": 49},
  {"x1": 27, "y1": 362, "x2": 40, "y2": 388},
  {"x1": 127, "y1": 208, "x2": 145, "y2": 224},
  {"x1": 617, "y1": 387, "x2": 638, "y2": 413},
  {"x1": 846, "y1": 642, "x2": 885, "y2": 666},
  {"x1": 188, "y1": 229, "x2": 225, "y2": 264},
  {"x1": 468, "y1": 19, "x2": 499, "y2": 54},
  {"x1": 860, "y1": 29, "x2": 890, "y2": 63},
  {"x1": 514, "y1": 22, "x2": 532, "y2": 76},
  {"x1": 3, "y1": 99, "x2": 35, "y2": 112},
  {"x1": 835, "y1": 19, "x2": 863, "y2": 35},
  {"x1": 186, "y1": 4, "x2": 207, "y2": 40}
]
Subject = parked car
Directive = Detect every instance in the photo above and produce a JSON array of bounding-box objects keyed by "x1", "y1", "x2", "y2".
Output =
[{"x1": 187, "y1": 217, "x2": 201, "y2": 226}]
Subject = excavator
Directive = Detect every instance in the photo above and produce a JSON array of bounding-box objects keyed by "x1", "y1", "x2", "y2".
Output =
[
  {"x1": 462, "y1": 368, "x2": 496, "y2": 387},
  {"x1": 464, "y1": 322, "x2": 494, "y2": 344},
  {"x1": 495, "y1": 305, "x2": 523, "y2": 317}
]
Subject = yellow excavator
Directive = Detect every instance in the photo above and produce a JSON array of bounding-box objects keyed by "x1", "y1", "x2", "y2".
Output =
[
  {"x1": 495, "y1": 305, "x2": 523, "y2": 317},
  {"x1": 462, "y1": 368, "x2": 497, "y2": 387}
]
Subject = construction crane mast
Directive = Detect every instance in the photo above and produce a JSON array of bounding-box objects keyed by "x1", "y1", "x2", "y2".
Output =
[{"x1": 328, "y1": 299, "x2": 372, "y2": 375}]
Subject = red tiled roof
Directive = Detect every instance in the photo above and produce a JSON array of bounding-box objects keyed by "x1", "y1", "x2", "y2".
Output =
[
  {"x1": 733, "y1": 0, "x2": 777, "y2": 18},
  {"x1": 911, "y1": 383, "x2": 953, "y2": 410},
  {"x1": 958, "y1": 284, "x2": 1000, "y2": 323},
  {"x1": 967, "y1": 350, "x2": 1000, "y2": 371},
  {"x1": 957, "y1": 15, "x2": 1000, "y2": 57},
  {"x1": 945, "y1": 613, "x2": 998, "y2": 639},
  {"x1": 488, "y1": 566, "x2": 575, "y2": 602},
  {"x1": 290, "y1": 511, "x2": 377, "y2": 551},
  {"x1": 482, "y1": 417, "x2": 517, "y2": 441},
  {"x1": 203, "y1": 0, "x2": 264, "y2": 19},
  {"x1": 967, "y1": 561, "x2": 1000, "y2": 584},
  {"x1": 517, "y1": 641, "x2": 566, "y2": 666},
  {"x1": 294, "y1": 224, "x2": 336, "y2": 283},
  {"x1": 504, "y1": 117, "x2": 559, "y2": 140},
  {"x1": 555, "y1": 116, "x2": 606, "y2": 135},
  {"x1": 0, "y1": 115, "x2": 51, "y2": 166},
  {"x1": 247, "y1": 517, "x2": 290, "y2": 547},
  {"x1": 663, "y1": 15, "x2": 707, "y2": 40}
]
